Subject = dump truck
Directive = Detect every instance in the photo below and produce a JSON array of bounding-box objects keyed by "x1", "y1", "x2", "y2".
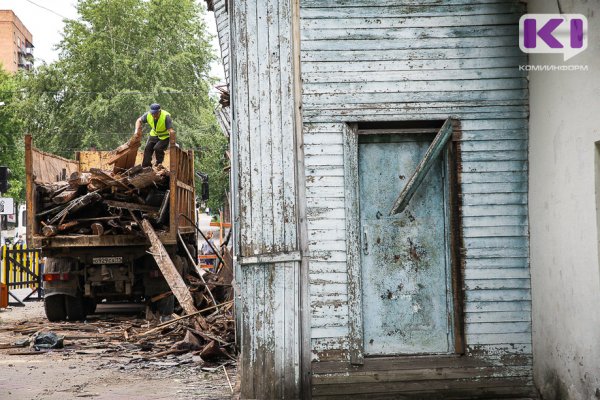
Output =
[{"x1": 25, "y1": 135, "x2": 199, "y2": 321}]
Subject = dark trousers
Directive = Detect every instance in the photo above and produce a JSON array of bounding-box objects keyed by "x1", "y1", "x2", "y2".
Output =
[{"x1": 142, "y1": 136, "x2": 169, "y2": 167}]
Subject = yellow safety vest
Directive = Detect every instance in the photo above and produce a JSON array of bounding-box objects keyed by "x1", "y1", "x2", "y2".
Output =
[{"x1": 147, "y1": 110, "x2": 171, "y2": 140}]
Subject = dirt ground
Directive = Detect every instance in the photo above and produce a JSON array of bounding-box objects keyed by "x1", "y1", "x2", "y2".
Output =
[{"x1": 0, "y1": 301, "x2": 235, "y2": 400}]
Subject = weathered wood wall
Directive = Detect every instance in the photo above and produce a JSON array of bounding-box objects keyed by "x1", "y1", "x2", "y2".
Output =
[
  {"x1": 301, "y1": 0, "x2": 531, "y2": 363},
  {"x1": 212, "y1": 0, "x2": 230, "y2": 84},
  {"x1": 229, "y1": 0, "x2": 303, "y2": 397}
]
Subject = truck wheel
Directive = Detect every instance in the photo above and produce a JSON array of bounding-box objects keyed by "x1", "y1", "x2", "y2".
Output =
[
  {"x1": 65, "y1": 295, "x2": 86, "y2": 321},
  {"x1": 44, "y1": 295, "x2": 67, "y2": 322},
  {"x1": 83, "y1": 298, "x2": 97, "y2": 315},
  {"x1": 157, "y1": 296, "x2": 174, "y2": 316}
]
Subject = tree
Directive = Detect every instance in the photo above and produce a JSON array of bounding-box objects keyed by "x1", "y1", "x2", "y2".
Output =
[
  {"x1": 0, "y1": 67, "x2": 25, "y2": 201},
  {"x1": 16, "y1": 0, "x2": 228, "y2": 210}
]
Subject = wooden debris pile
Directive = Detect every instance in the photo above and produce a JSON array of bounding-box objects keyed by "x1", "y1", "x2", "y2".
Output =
[
  {"x1": 2, "y1": 269, "x2": 235, "y2": 362},
  {"x1": 35, "y1": 165, "x2": 171, "y2": 237},
  {"x1": 143, "y1": 265, "x2": 236, "y2": 361}
]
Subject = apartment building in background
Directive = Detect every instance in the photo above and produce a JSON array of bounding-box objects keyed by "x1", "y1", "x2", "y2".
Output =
[{"x1": 0, "y1": 10, "x2": 33, "y2": 73}]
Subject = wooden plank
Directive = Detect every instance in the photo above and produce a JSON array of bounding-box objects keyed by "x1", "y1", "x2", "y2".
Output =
[
  {"x1": 306, "y1": 206, "x2": 345, "y2": 219},
  {"x1": 269, "y1": 0, "x2": 284, "y2": 253},
  {"x1": 390, "y1": 118, "x2": 452, "y2": 215},
  {"x1": 300, "y1": 14, "x2": 521, "y2": 30},
  {"x1": 312, "y1": 376, "x2": 534, "y2": 397},
  {"x1": 300, "y1": 3, "x2": 524, "y2": 18},
  {"x1": 465, "y1": 311, "x2": 532, "y2": 323},
  {"x1": 464, "y1": 268, "x2": 531, "y2": 279},
  {"x1": 301, "y1": 47, "x2": 524, "y2": 62},
  {"x1": 462, "y1": 182, "x2": 527, "y2": 194},
  {"x1": 234, "y1": 0, "x2": 253, "y2": 257},
  {"x1": 272, "y1": 263, "x2": 285, "y2": 399},
  {"x1": 466, "y1": 321, "x2": 531, "y2": 335},
  {"x1": 304, "y1": 144, "x2": 344, "y2": 156},
  {"x1": 461, "y1": 204, "x2": 528, "y2": 217},
  {"x1": 308, "y1": 261, "x2": 347, "y2": 273},
  {"x1": 257, "y1": 0, "x2": 274, "y2": 253},
  {"x1": 104, "y1": 200, "x2": 159, "y2": 214},
  {"x1": 464, "y1": 301, "x2": 532, "y2": 313},
  {"x1": 465, "y1": 289, "x2": 531, "y2": 302},
  {"x1": 464, "y1": 236, "x2": 528, "y2": 249},
  {"x1": 254, "y1": 264, "x2": 266, "y2": 397},
  {"x1": 310, "y1": 283, "x2": 347, "y2": 296},
  {"x1": 247, "y1": 2, "x2": 262, "y2": 253},
  {"x1": 460, "y1": 171, "x2": 528, "y2": 184},
  {"x1": 140, "y1": 219, "x2": 207, "y2": 330},
  {"x1": 466, "y1": 333, "x2": 532, "y2": 345},
  {"x1": 303, "y1": 110, "x2": 529, "y2": 123},
  {"x1": 280, "y1": 0, "x2": 297, "y2": 251},
  {"x1": 302, "y1": 36, "x2": 519, "y2": 52},
  {"x1": 302, "y1": 58, "x2": 525, "y2": 74},
  {"x1": 308, "y1": 229, "x2": 346, "y2": 241},
  {"x1": 302, "y1": 68, "x2": 527, "y2": 83},
  {"x1": 303, "y1": 78, "x2": 527, "y2": 95},
  {"x1": 107, "y1": 133, "x2": 142, "y2": 173},
  {"x1": 301, "y1": 0, "x2": 520, "y2": 5},
  {"x1": 303, "y1": 90, "x2": 528, "y2": 106},
  {"x1": 312, "y1": 365, "x2": 532, "y2": 385},
  {"x1": 301, "y1": 25, "x2": 519, "y2": 41},
  {"x1": 312, "y1": 326, "x2": 349, "y2": 339},
  {"x1": 463, "y1": 225, "x2": 528, "y2": 238}
]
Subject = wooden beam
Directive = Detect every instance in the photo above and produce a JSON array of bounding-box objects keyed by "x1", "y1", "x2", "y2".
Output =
[
  {"x1": 140, "y1": 219, "x2": 208, "y2": 330},
  {"x1": 104, "y1": 200, "x2": 159, "y2": 214},
  {"x1": 389, "y1": 118, "x2": 453, "y2": 215}
]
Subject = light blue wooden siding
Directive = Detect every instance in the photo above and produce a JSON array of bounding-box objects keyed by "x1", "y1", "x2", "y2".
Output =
[
  {"x1": 301, "y1": 0, "x2": 531, "y2": 359},
  {"x1": 230, "y1": 0, "x2": 302, "y2": 397},
  {"x1": 233, "y1": 0, "x2": 298, "y2": 255},
  {"x1": 213, "y1": 0, "x2": 230, "y2": 84},
  {"x1": 304, "y1": 123, "x2": 349, "y2": 360},
  {"x1": 239, "y1": 262, "x2": 301, "y2": 398}
]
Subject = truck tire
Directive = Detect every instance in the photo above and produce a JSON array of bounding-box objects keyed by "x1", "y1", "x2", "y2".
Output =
[
  {"x1": 83, "y1": 298, "x2": 97, "y2": 315},
  {"x1": 65, "y1": 295, "x2": 86, "y2": 321},
  {"x1": 44, "y1": 295, "x2": 67, "y2": 322},
  {"x1": 157, "y1": 296, "x2": 174, "y2": 316}
]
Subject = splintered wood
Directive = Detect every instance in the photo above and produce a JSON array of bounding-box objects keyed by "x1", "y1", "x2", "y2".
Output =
[
  {"x1": 35, "y1": 164, "x2": 170, "y2": 237},
  {"x1": 2, "y1": 304, "x2": 235, "y2": 364},
  {"x1": 141, "y1": 219, "x2": 209, "y2": 331},
  {"x1": 108, "y1": 132, "x2": 142, "y2": 173},
  {"x1": 2, "y1": 264, "x2": 236, "y2": 362}
]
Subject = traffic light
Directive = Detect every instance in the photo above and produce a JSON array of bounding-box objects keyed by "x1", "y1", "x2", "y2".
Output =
[{"x1": 0, "y1": 166, "x2": 11, "y2": 194}]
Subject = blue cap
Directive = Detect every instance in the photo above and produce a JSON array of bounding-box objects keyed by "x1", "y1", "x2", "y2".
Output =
[{"x1": 149, "y1": 103, "x2": 161, "y2": 113}]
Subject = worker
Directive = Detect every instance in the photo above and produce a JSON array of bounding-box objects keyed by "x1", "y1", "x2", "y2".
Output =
[
  {"x1": 201, "y1": 231, "x2": 217, "y2": 269},
  {"x1": 134, "y1": 103, "x2": 175, "y2": 167}
]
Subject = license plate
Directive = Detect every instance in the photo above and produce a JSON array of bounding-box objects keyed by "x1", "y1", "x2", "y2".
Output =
[{"x1": 92, "y1": 257, "x2": 123, "y2": 265}]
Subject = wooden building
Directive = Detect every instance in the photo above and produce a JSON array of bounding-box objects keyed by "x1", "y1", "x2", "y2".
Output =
[{"x1": 207, "y1": 1, "x2": 536, "y2": 398}]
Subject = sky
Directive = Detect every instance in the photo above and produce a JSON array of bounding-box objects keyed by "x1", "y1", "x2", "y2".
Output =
[{"x1": 0, "y1": 0, "x2": 225, "y2": 82}]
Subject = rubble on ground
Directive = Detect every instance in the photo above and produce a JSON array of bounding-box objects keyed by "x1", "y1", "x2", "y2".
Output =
[{"x1": 0, "y1": 267, "x2": 235, "y2": 367}]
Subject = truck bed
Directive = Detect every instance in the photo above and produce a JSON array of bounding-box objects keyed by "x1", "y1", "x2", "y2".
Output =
[{"x1": 25, "y1": 135, "x2": 197, "y2": 249}]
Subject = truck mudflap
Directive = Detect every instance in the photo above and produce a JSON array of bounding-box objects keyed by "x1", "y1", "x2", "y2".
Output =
[{"x1": 42, "y1": 257, "x2": 78, "y2": 298}]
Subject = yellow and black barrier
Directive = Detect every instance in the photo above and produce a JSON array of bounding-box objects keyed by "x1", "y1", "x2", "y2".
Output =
[{"x1": 1, "y1": 244, "x2": 42, "y2": 305}]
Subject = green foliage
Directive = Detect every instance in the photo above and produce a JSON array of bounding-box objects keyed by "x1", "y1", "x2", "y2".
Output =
[
  {"x1": 14, "y1": 0, "x2": 228, "y2": 210},
  {"x1": 0, "y1": 68, "x2": 25, "y2": 201}
]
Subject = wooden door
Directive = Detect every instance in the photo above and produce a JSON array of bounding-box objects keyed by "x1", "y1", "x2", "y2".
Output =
[{"x1": 359, "y1": 133, "x2": 453, "y2": 355}]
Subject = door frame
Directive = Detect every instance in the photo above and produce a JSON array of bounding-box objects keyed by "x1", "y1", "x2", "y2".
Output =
[{"x1": 343, "y1": 121, "x2": 464, "y2": 365}]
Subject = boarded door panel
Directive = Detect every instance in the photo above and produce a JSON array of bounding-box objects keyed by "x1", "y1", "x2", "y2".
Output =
[{"x1": 359, "y1": 134, "x2": 451, "y2": 355}]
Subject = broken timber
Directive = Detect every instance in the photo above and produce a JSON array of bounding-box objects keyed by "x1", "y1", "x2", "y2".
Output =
[
  {"x1": 108, "y1": 133, "x2": 142, "y2": 173},
  {"x1": 389, "y1": 118, "x2": 454, "y2": 215},
  {"x1": 140, "y1": 219, "x2": 208, "y2": 330}
]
